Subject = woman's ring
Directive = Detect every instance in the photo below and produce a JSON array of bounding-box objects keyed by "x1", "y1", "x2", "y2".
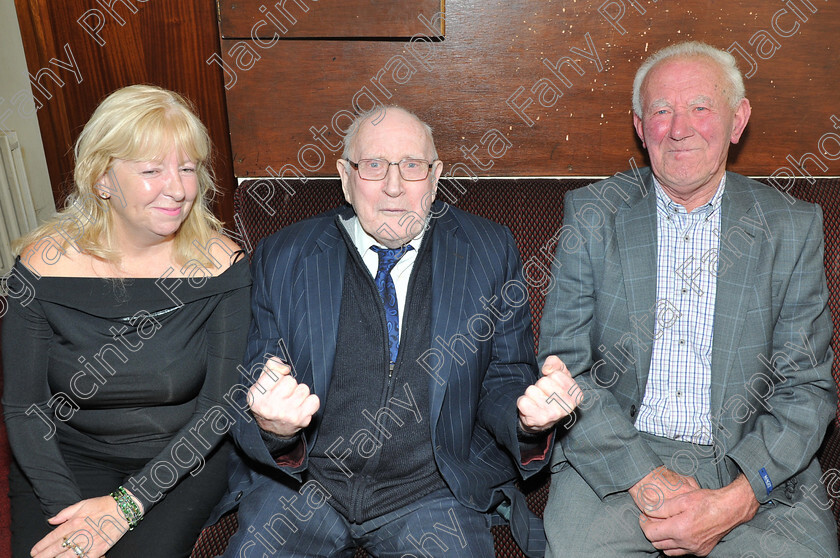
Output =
[{"x1": 61, "y1": 537, "x2": 86, "y2": 557}]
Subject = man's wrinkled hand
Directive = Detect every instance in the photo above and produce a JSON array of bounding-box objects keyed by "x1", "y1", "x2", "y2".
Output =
[
  {"x1": 640, "y1": 473, "x2": 759, "y2": 556},
  {"x1": 248, "y1": 357, "x2": 320, "y2": 438},
  {"x1": 517, "y1": 355, "x2": 581, "y2": 433},
  {"x1": 631, "y1": 466, "x2": 700, "y2": 516}
]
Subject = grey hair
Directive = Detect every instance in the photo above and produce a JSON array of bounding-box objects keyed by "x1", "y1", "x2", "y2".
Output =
[
  {"x1": 340, "y1": 105, "x2": 438, "y2": 165},
  {"x1": 632, "y1": 41, "x2": 746, "y2": 117}
]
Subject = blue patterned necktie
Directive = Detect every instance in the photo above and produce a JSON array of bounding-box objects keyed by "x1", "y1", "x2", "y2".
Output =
[{"x1": 371, "y1": 245, "x2": 413, "y2": 367}]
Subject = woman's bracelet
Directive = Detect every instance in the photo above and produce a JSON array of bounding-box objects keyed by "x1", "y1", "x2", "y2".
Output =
[{"x1": 111, "y1": 486, "x2": 143, "y2": 530}]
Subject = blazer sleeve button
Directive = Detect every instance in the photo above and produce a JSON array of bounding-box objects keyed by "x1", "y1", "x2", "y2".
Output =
[{"x1": 630, "y1": 405, "x2": 637, "y2": 418}]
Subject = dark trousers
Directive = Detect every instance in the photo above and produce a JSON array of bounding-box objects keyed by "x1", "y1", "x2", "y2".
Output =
[
  {"x1": 9, "y1": 441, "x2": 231, "y2": 558},
  {"x1": 223, "y1": 480, "x2": 496, "y2": 558}
]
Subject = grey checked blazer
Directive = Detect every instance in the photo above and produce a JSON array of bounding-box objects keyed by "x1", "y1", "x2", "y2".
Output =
[{"x1": 538, "y1": 167, "x2": 835, "y2": 509}]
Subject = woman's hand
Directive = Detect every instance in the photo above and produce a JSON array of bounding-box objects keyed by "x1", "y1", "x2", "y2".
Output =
[{"x1": 30, "y1": 493, "x2": 139, "y2": 558}]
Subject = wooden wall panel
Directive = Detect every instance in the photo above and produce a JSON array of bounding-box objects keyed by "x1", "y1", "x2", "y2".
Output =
[
  {"x1": 221, "y1": 0, "x2": 443, "y2": 38},
  {"x1": 14, "y1": 0, "x2": 237, "y2": 224},
  {"x1": 222, "y1": 0, "x2": 840, "y2": 179}
]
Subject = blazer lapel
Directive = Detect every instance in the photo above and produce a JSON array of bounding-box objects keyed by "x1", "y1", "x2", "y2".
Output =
[
  {"x1": 710, "y1": 174, "x2": 763, "y2": 413},
  {"x1": 616, "y1": 176, "x2": 658, "y2": 387},
  {"x1": 428, "y1": 208, "x2": 471, "y2": 430},
  {"x1": 304, "y1": 221, "x2": 347, "y2": 408}
]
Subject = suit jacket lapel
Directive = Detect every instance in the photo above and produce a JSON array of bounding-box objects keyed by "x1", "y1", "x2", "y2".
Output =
[
  {"x1": 428, "y1": 206, "x2": 471, "y2": 430},
  {"x1": 710, "y1": 173, "x2": 763, "y2": 413},
  {"x1": 616, "y1": 173, "x2": 658, "y2": 387},
  {"x1": 304, "y1": 219, "x2": 347, "y2": 409}
]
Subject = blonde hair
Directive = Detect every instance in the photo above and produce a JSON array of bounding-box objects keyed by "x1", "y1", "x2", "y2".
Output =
[{"x1": 15, "y1": 84, "x2": 222, "y2": 266}]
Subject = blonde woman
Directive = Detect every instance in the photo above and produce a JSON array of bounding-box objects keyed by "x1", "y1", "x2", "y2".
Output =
[{"x1": 2, "y1": 85, "x2": 251, "y2": 558}]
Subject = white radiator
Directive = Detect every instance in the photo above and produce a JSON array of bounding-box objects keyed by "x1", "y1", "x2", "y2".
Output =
[{"x1": 0, "y1": 131, "x2": 38, "y2": 275}]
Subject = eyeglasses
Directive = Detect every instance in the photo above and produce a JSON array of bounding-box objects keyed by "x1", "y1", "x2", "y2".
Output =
[{"x1": 346, "y1": 158, "x2": 434, "y2": 181}]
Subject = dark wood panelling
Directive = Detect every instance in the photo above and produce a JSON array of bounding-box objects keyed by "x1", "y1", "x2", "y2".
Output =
[
  {"x1": 14, "y1": 0, "x2": 237, "y2": 224},
  {"x1": 223, "y1": 0, "x2": 840, "y2": 178},
  {"x1": 221, "y1": 0, "x2": 443, "y2": 39}
]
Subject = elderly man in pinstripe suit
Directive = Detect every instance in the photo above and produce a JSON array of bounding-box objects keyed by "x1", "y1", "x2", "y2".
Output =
[
  {"x1": 540, "y1": 41, "x2": 839, "y2": 557},
  {"x1": 212, "y1": 106, "x2": 579, "y2": 557}
]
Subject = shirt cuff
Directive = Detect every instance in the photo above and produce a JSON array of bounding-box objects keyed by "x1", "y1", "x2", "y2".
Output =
[
  {"x1": 259, "y1": 429, "x2": 306, "y2": 467},
  {"x1": 517, "y1": 425, "x2": 553, "y2": 466}
]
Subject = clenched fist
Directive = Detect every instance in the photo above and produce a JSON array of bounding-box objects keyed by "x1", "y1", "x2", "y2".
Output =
[
  {"x1": 248, "y1": 357, "x2": 320, "y2": 438},
  {"x1": 517, "y1": 355, "x2": 581, "y2": 433}
]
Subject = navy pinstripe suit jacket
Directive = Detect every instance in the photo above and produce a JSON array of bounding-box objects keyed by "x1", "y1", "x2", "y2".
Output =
[{"x1": 212, "y1": 201, "x2": 550, "y2": 554}]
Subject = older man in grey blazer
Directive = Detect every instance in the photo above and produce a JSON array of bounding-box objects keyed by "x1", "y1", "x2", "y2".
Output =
[{"x1": 539, "y1": 41, "x2": 839, "y2": 557}]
